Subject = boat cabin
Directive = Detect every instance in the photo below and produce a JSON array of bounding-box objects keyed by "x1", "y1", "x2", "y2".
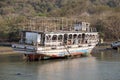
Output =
[
  {"x1": 19, "y1": 30, "x2": 99, "y2": 47},
  {"x1": 74, "y1": 22, "x2": 90, "y2": 31}
]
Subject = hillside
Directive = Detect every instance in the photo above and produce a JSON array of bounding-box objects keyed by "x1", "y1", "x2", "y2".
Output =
[{"x1": 0, "y1": 0, "x2": 120, "y2": 41}]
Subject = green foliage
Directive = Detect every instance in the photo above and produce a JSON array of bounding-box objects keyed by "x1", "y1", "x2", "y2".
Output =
[
  {"x1": 38, "y1": 13, "x2": 47, "y2": 17},
  {"x1": 0, "y1": 0, "x2": 120, "y2": 41}
]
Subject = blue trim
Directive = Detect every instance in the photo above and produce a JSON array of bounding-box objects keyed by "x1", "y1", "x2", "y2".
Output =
[{"x1": 58, "y1": 49, "x2": 89, "y2": 56}]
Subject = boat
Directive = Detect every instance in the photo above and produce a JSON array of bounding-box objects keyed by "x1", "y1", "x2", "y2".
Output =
[
  {"x1": 12, "y1": 18, "x2": 99, "y2": 61},
  {"x1": 111, "y1": 41, "x2": 120, "y2": 49}
]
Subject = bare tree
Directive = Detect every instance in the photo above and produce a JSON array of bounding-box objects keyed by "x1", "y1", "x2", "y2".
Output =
[{"x1": 104, "y1": 13, "x2": 120, "y2": 40}]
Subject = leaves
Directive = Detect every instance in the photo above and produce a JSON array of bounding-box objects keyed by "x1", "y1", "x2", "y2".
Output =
[{"x1": 0, "y1": 0, "x2": 120, "y2": 41}]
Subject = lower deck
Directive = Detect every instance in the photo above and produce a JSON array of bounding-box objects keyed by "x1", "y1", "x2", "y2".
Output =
[{"x1": 12, "y1": 43, "x2": 96, "y2": 61}]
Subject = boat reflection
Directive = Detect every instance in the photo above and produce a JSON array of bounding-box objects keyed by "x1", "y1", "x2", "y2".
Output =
[
  {"x1": 1, "y1": 48, "x2": 120, "y2": 80},
  {"x1": 37, "y1": 57, "x2": 99, "y2": 80}
]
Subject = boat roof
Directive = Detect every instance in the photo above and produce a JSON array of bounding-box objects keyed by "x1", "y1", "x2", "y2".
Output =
[{"x1": 23, "y1": 30, "x2": 98, "y2": 35}]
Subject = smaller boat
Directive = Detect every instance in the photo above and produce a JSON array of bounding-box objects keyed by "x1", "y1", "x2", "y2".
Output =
[{"x1": 111, "y1": 41, "x2": 120, "y2": 49}]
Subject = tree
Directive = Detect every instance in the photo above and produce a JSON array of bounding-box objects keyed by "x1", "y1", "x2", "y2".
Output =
[{"x1": 104, "y1": 13, "x2": 120, "y2": 40}]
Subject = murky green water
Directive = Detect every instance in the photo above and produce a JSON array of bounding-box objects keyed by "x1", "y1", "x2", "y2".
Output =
[{"x1": 0, "y1": 47, "x2": 120, "y2": 80}]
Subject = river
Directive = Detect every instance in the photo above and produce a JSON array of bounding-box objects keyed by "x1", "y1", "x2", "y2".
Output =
[{"x1": 0, "y1": 47, "x2": 120, "y2": 80}]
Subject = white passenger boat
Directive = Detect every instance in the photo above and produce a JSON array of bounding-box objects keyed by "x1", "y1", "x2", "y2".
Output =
[{"x1": 12, "y1": 19, "x2": 99, "y2": 61}]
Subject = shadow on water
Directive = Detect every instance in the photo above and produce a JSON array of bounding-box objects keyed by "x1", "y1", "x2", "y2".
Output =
[
  {"x1": 0, "y1": 54, "x2": 98, "y2": 80},
  {"x1": 92, "y1": 45, "x2": 120, "y2": 62},
  {"x1": 0, "y1": 53, "x2": 24, "y2": 63}
]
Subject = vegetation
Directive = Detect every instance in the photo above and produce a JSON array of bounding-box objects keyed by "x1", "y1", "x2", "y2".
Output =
[{"x1": 0, "y1": 0, "x2": 120, "y2": 41}]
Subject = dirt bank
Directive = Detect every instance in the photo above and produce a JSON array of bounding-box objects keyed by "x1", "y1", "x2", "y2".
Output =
[{"x1": 0, "y1": 46, "x2": 17, "y2": 54}]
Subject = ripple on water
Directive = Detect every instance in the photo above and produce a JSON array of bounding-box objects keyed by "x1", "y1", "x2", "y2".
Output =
[{"x1": 0, "y1": 47, "x2": 120, "y2": 80}]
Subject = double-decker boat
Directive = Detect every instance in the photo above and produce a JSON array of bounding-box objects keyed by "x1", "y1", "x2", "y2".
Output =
[{"x1": 12, "y1": 19, "x2": 99, "y2": 61}]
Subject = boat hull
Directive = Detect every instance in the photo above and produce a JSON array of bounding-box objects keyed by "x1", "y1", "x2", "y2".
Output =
[{"x1": 13, "y1": 44, "x2": 95, "y2": 61}]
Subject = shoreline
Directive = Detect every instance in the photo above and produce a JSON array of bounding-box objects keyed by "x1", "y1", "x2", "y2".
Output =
[
  {"x1": 0, "y1": 51, "x2": 17, "y2": 55},
  {"x1": 0, "y1": 46, "x2": 17, "y2": 55}
]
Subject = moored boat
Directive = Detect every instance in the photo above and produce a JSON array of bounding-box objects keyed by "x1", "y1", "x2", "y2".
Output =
[
  {"x1": 111, "y1": 41, "x2": 120, "y2": 49},
  {"x1": 12, "y1": 18, "x2": 99, "y2": 61}
]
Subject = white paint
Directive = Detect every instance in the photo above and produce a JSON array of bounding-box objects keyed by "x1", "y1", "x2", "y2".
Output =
[{"x1": 37, "y1": 34, "x2": 41, "y2": 43}]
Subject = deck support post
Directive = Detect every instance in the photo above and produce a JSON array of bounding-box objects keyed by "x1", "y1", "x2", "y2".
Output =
[{"x1": 118, "y1": 47, "x2": 120, "y2": 52}]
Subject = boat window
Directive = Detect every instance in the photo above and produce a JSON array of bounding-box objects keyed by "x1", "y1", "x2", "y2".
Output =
[
  {"x1": 73, "y1": 34, "x2": 77, "y2": 38},
  {"x1": 25, "y1": 32, "x2": 38, "y2": 45},
  {"x1": 92, "y1": 35, "x2": 95, "y2": 39},
  {"x1": 46, "y1": 36, "x2": 49, "y2": 40},
  {"x1": 68, "y1": 34, "x2": 72, "y2": 39},
  {"x1": 58, "y1": 35, "x2": 63, "y2": 40},
  {"x1": 52, "y1": 35, "x2": 57, "y2": 40},
  {"x1": 88, "y1": 35, "x2": 90, "y2": 39},
  {"x1": 46, "y1": 35, "x2": 51, "y2": 41},
  {"x1": 78, "y1": 34, "x2": 81, "y2": 38},
  {"x1": 64, "y1": 34, "x2": 68, "y2": 44},
  {"x1": 48, "y1": 35, "x2": 51, "y2": 38},
  {"x1": 73, "y1": 34, "x2": 78, "y2": 44},
  {"x1": 78, "y1": 34, "x2": 82, "y2": 43},
  {"x1": 81, "y1": 33, "x2": 85, "y2": 43},
  {"x1": 85, "y1": 34, "x2": 89, "y2": 39},
  {"x1": 89, "y1": 35, "x2": 92, "y2": 39}
]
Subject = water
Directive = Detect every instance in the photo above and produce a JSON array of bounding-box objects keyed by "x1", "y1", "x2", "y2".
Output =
[{"x1": 0, "y1": 48, "x2": 120, "y2": 80}]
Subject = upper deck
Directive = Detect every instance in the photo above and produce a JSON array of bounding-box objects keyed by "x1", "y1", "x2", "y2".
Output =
[
  {"x1": 16, "y1": 17, "x2": 99, "y2": 48},
  {"x1": 19, "y1": 17, "x2": 97, "y2": 33},
  {"x1": 12, "y1": 17, "x2": 99, "y2": 58}
]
